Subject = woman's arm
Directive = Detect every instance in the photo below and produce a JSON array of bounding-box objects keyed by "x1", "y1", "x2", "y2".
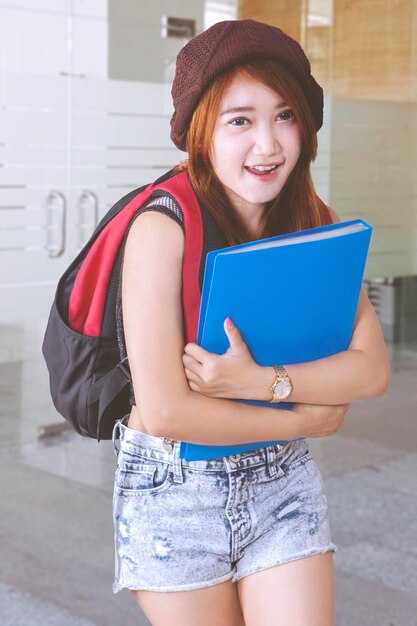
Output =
[
  {"x1": 284, "y1": 207, "x2": 390, "y2": 403},
  {"x1": 284, "y1": 290, "x2": 390, "y2": 403},
  {"x1": 184, "y1": 289, "x2": 390, "y2": 406},
  {"x1": 122, "y1": 211, "x2": 346, "y2": 444},
  {"x1": 183, "y1": 207, "x2": 390, "y2": 405}
]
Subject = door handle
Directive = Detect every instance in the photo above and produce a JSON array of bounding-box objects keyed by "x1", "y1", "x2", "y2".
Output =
[
  {"x1": 46, "y1": 190, "x2": 66, "y2": 258},
  {"x1": 77, "y1": 189, "x2": 98, "y2": 247}
]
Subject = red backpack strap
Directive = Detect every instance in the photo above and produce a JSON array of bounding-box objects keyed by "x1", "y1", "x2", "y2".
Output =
[
  {"x1": 69, "y1": 170, "x2": 203, "y2": 342},
  {"x1": 68, "y1": 183, "x2": 155, "y2": 335},
  {"x1": 153, "y1": 171, "x2": 203, "y2": 343}
]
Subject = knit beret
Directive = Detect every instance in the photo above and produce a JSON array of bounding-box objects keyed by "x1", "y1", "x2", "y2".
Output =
[{"x1": 170, "y1": 19, "x2": 324, "y2": 151}]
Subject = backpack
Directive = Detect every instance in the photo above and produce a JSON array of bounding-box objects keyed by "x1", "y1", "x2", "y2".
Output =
[{"x1": 42, "y1": 168, "x2": 205, "y2": 441}]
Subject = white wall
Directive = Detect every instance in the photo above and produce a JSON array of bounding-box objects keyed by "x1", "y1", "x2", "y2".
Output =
[
  {"x1": 328, "y1": 98, "x2": 417, "y2": 279},
  {"x1": 108, "y1": 0, "x2": 204, "y2": 83}
]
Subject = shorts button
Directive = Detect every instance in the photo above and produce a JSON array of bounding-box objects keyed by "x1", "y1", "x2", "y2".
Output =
[
  {"x1": 230, "y1": 454, "x2": 241, "y2": 462},
  {"x1": 162, "y1": 438, "x2": 174, "y2": 451}
]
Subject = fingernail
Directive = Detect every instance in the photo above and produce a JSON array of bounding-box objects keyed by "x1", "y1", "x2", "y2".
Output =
[{"x1": 226, "y1": 316, "x2": 234, "y2": 329}]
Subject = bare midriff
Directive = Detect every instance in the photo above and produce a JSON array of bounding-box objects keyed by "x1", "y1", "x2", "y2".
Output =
[
  {"x1": 126, "y1": 405, "x2": 170, "y2": 440},
  {"x1": 126, "y1": 405, "x2": 150, "y2": 434}
]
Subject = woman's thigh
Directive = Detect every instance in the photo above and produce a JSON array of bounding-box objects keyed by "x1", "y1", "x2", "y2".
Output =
[
  {"x1": 237, "y1": 551, "x2": 335, "y2": 626},
  {"x1": 131, "y1": 578, "x2": 246, "y2": 626}
]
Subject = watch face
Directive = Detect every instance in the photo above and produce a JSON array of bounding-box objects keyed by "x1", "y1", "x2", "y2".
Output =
[{"x1": 273, "y1": 380, "x2": 292, "y2": 400}]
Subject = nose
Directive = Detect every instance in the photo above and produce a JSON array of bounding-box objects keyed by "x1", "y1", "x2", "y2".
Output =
[{"x1": 252, "y1": 123, "x2": 281, "y2": 157}]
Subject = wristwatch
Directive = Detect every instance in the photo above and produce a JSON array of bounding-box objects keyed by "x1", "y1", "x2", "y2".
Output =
[{"x1": 269, "y1": 365, "x2": 293, "y2": 402}]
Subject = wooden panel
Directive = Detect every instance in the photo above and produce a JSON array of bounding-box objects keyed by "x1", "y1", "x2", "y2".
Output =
[
  {"x1": 333, "y1": 0, "x2": 415, "y2": 101},
  {"x1": 238, "y1": 0, "x2": 303, "y2": 43}
]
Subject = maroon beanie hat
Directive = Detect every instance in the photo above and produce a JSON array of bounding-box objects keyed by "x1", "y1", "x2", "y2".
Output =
[{"x1": 170, "y1": 19, "x2": 324, "y2": 151}]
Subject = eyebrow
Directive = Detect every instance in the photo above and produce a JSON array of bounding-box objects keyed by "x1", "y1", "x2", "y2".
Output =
[{"x1": 220, "y1": 102, "x2": 288, "y2": 116}]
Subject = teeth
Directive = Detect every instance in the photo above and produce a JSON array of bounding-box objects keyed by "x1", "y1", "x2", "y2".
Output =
[{"x1": 252, "y1": 165, "x2": 277, "y2": 172}]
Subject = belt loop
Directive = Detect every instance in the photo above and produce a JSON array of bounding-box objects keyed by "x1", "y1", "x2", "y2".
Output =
[
  {"x1": 266, "y1": 446, "x2": 278, "y2": 478},
  {"x1": 171, "y1": 444, "x2": 184, "y2": 484},
  {"x1": 112, "y1": 419, "x2": 121, "y2": 458}
]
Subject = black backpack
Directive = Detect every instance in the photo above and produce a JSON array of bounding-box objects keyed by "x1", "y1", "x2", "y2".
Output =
[{"x1": 42, "y1": 169, "x2": 204, "y2": 440}]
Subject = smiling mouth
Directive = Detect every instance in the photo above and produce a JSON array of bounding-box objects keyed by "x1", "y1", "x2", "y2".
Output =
[{"x1": 245, "y1": 164, "x2": 280, "y2": 175}]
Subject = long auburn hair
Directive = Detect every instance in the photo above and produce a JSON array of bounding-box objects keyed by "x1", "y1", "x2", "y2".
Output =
[{"x1": 175, "y1": 58, "x2": 329, "y2": 246}]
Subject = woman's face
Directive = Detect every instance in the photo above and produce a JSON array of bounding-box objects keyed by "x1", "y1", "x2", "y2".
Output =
[{"x1": 209, "y1": 75, "x2": 302, "y2": 216}]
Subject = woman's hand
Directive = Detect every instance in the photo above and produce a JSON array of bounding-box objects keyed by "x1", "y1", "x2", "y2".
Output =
[
  {"x1": 291, "y1": 403, "x2": 350, "y2": 439},
  {"x1": 182, "y1": 317, "x2": 261, "y2": 399}
]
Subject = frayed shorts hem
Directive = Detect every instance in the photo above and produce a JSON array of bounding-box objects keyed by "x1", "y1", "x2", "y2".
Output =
[
  {"x1": 112, "y1": 543, "x2": 337, "y2": 593},
  {"x1": 112, "y1": 570, "x2": 235, "y2": 594},
  {"x1": 232, "y1": 542, "x2": 338, "y2": 583}
]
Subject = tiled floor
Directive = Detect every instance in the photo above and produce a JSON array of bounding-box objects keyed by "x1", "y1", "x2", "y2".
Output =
[{"x1": 1, "y1": 319, "x2": 416, "y2": 626}]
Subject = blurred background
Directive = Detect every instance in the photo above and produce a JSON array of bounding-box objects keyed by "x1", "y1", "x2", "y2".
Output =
[{"x1": 0, "y1": 1, "x2": 416, "y2": 625}]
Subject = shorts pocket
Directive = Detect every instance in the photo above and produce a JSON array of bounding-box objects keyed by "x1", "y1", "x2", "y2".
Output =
[
  {"x1": 279, "y1": 440, "x2": 311, "y2": 474},
  {"x1": 115, "y1": 451, "x2": 173, "y2": 495}
]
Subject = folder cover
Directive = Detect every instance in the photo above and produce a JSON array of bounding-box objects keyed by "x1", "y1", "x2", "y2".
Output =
[{"x1": 179, "y1": 219, "x2": 372, "y2": 461}]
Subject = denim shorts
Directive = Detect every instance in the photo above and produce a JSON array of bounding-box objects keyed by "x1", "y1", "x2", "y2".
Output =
[{"x1": 112, "y1": 416, "x2": 337, "y2": 593}]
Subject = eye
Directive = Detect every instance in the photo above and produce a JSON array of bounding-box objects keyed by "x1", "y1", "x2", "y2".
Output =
[
  {"x1": 229, "y1": 117, "x2": 249, "y2": 127},
  {"x1": 277, "y1": 109, "x2": 295, "y2": 122}
]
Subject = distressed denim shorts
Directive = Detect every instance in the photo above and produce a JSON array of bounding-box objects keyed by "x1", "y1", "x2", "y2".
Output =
[{"x1": 112, "y1": 416, "x2": 337, "y2": 593}]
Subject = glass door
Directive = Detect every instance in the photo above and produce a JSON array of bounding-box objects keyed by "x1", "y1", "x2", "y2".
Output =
[
  {"x1": 0, "y1": 0, "x2": 202, "y2": 323},
  {"x1": 0, "y1": 1, "x2": 72, "y2": 321}
]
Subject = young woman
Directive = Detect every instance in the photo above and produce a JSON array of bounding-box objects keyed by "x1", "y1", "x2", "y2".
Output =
[{"x1": 112, "y1": 19, "x2": 390, "y2": 626}]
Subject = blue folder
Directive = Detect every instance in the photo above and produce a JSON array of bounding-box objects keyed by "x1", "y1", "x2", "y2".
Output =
[{"x1": 179, "y1": 219, "x2": 372, "y2": 461}]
